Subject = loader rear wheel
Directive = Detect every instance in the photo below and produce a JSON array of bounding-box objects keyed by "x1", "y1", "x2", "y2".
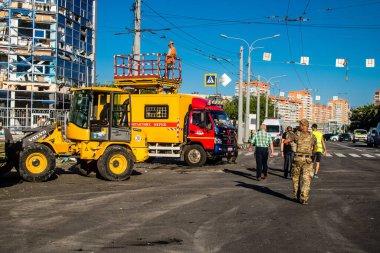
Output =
[
  {"x1": 19, "y1": 144, "x2": 56, "y2": 182},
  {"x1": 97, "y1": 146, "x2": 134, "y2": 181},
  {"x1": 184, "y1": 144, "x2": 207, "y2": 167}
]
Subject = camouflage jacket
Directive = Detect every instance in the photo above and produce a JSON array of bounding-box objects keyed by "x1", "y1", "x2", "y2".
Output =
[{"x1": 291, "y1": 131, "x2": 317, "y2": 155}]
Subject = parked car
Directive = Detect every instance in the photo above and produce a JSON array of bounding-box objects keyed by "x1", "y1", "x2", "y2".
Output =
[
  {"x1": 369, "y1": 122, "x2": 380, "y2": 148},
  {"x1": 323, "y1": 133, "x2": 336, "y2": 141},
  {"x1": 330, "y1": 134, "x2": 339, "y2": 142},
  {"x1": 339, "y1": 133, "x2": 352, "y2": 142},
  {"x1": 353, "y1": 129, "x2": 367, "y2": 143},
  {"x1": 367, "y1": 127, "x2": 377, "y2": 147}
]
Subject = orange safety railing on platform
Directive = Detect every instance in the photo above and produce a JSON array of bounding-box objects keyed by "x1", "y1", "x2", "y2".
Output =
[{"x1": 114, "y1": 53, "x2": 182, "y2": 82}]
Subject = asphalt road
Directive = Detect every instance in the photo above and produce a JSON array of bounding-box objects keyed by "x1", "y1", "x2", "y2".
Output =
[{"x1": 0, "y1": 141, "x2": 379, "y2": 253}]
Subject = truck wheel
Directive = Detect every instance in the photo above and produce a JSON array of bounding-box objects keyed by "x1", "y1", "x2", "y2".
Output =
[
  {"x1": 184, "y1": 145, "x2": 207, "y2": 167},
  {"x1": 97, "y1": 146, "x2": 134, "y2": 181},
  {"x1": 19, "y1": 144, "x2": 56, "y2": 182}
]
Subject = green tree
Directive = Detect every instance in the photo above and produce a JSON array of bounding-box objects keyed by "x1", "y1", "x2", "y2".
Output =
[
  {"x1": 223, "y1": 95, "x2": 275, "y2": 125},
  {"x1": 350, "y1": 104, "x2": 380, "y2": 130}
]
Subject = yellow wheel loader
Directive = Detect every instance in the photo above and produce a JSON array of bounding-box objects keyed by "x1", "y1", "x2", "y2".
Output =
[{"x1": 0, "y1": 87, "x2": 149, "y2": 182}]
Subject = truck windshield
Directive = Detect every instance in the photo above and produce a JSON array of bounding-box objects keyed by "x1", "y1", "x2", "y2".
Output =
[
  {"x1": 69, "y1": 91, "x2": 90, "y2": 128},
  {"x1": 266, "y1": 125, "x2": 280, "y2": 133},
  {"x1": 210, "y1": 111, "x2": 232, "y2": 127},
  {"x1": 355, "y1": 130, "x2": 367, "y2": 134}
]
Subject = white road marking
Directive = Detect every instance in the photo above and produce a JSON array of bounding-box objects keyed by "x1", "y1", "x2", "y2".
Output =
[
  {"x1": 328, "y1": 142, "x2": 363, "y2": 152},
  {"x1": 326, "y1": 153, "x2": 333, "y2": 157},
  {"x1": 375, "y1": 154, "x2": 380, "y2": 157},
  {"x1": 335, "y1": 153, "x2": 346, "y2": 157},
  {"x1": 273, "y1": 152, "x2": 279, "y2": 156},
  {"x1": 244, "y1": 152, "x2": 254, "y2": 156},
  {"x1": 362, "y1": 154, "x2": 375, "y2": 158},
  {"x1": 349, "y1": 153, "x2": 361, "y2": 158}
]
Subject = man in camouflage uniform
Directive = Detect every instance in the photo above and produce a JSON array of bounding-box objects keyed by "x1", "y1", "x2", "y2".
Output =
[{"x1": 283, "y1": 119, "x2": 317, "y2": 205}]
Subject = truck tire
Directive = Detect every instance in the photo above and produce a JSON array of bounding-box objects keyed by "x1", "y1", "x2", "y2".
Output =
[
  {"x1": 97, "y1": 146, "x2": 134, "y2": 181},
  {"x1": 184, "y1": 145, "x2": 207, "y2": 167},
  {"x1": 19, "y1": 144, "x2": 56, "y2": 182}
]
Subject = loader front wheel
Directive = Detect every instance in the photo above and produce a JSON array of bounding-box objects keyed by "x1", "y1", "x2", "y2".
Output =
[
  {"x1": 19, "y1": 144, "x2": 56, "y2": 182},
  {"x1": 97, "y1": 146, "x2": 134, "y2": 181}
]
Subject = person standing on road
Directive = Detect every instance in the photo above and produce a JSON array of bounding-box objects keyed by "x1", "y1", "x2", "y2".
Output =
[
  {"x1": 283, "y1": 119, "x2": 317, "y2": 205},
  {"x1": 249, "y1": 124, "x2": 274, "y2": 181},
  {"x1": 281, "y1": 126, "x2": 296, "y2": 178},
  {"x1": 311, "y1": 123, "x2": 327, "y2": 179}
]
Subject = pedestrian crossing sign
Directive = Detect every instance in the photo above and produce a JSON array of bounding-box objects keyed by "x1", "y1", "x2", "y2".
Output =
[{"x1": 204, "y1": 73, "x2": 217, "y2": 87}]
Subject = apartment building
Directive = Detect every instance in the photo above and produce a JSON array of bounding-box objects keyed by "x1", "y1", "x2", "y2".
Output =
[
  {"x1": 270, "y1": 95, "x2": 302, "y2": 126},
  {"x1": 373, "y1": 89, "x2": 380, "y2": 106},
  {"x1": 235, "y1": 80, "x2": 269, "y2": 97},
  {"x1": 312, "y1": 103, "x2": 332, "y2": 124},
  {"x1": 288, "y1": 90, "x2": 312, "y2": 121},
  {"x1": 328, "y1": 98, "x2": 350, "y2": 126},
  {"x1": 0, "y1": 0, "x2": 96, "y2": 129}
]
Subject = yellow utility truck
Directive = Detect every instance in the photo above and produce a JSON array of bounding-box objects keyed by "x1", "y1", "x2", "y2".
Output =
[
  {"x1": 133, "y1": 93, "x2": 236, "y2": 166},
  {"x1": 97, "y1": 93, "x2": 236, "y2": 166},
  {"x1": 0, "y1": 87, "x2": 149, "y2": 182}
]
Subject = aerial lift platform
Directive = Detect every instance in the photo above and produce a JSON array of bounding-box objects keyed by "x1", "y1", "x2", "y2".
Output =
[{"x1": 113, "y1": 53, "x2": 182, "y2": 93}]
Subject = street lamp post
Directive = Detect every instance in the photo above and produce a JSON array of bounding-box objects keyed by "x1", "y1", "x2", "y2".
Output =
[
  {"x1": 220, "y1": 34, "x2": 280, "y2": 142},
  {"x1": 261, "y1": 75, "x2": 287, "y2": 118}
]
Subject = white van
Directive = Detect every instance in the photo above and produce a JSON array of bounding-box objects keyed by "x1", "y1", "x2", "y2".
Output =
[{"x1": 262, "y1": 118, "x2": 284, "y2": 146}]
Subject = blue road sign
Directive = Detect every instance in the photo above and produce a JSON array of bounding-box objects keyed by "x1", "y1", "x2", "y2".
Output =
[{"x1": 204, "y1": 73, "x2": 217, "y2": 87}]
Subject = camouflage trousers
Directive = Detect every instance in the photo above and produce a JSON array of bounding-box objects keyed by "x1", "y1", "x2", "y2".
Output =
[{"x1": 292, "y1": 155, "x2": 314, "y2": 202}]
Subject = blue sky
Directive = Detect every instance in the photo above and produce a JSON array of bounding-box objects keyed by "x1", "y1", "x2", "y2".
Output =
[{"x1": 96, "y1": 0, "x2": 380, "y2": 107}]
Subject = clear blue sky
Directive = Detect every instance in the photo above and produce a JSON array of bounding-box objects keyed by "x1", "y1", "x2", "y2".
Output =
[{"x1": 96, "y1": 0, "x2": 380, "y2": 107}]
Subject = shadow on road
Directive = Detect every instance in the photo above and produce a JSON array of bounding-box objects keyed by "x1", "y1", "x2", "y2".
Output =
[
  {"x1": 235, "y1": 180, "x2": 294, "y2": 202},
  {"x1": 223, "y1": 169, "x2": 256, "y2": 180},
  {"x1": 0, "y1": 171, "x2": 22, "y2": 188}
]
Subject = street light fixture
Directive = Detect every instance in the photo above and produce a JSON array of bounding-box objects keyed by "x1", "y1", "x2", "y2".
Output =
[
  {"x1": 220, "y1": 33, "x2": 280, "y2": 142},
  {"x1": 257, "y1": 75, "x2": 287, "y2": 118}
]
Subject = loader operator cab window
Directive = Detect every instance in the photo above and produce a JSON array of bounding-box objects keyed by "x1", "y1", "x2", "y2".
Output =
[
  {"x1": 69, "y1": 91, "x2": 90, "y2": 128},
  {"x1": 111, "y1": 97, "x2": 130, "y2": 128}
]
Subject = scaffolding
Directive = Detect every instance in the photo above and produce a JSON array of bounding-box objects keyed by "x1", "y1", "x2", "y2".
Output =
[
  {"x1": 114, "y1": 53, "x2": 182, "y2": 92},
  {"x1": 0, "y1": 0, "x2": 96, "y2": 130}
]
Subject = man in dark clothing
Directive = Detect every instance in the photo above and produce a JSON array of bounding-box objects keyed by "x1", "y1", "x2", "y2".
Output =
[{"x1": 281, "y1": 126, "x2": 295, "y2": 178}]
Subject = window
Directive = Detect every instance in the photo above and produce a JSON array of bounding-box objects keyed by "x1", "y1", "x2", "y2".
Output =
[
  {"x1": 145, "y1": 105, "x2": 168, "y2": 119},
  {"x1": 34, "y1": 29, "x2": 46, "y2": 39}
]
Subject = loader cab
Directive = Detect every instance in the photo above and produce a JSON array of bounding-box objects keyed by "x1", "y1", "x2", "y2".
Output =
[{"x1": 67, "y1": 89, "x2": 132, "y2": 142}]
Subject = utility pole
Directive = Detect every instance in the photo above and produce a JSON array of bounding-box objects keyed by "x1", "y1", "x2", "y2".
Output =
[
  {"x1": 237, "y1": 46, "x2": 244, "y2": 144},
  {"x1": 244, "y1": 51, "x2": 251, "y2": 143},
  {"x1": 133, "y1": 0, "x2": 141, "y2": 66},
  {"x1": 256, "y1": 75, "x2": 261, "y2": 131}
]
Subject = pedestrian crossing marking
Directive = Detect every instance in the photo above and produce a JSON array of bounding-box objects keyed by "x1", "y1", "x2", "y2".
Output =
[
  {"x1": 240, "y1": 151, "x2": 379, "y2": 158},
  {"x1": 206, "y1": 76, "x2": 215, "y2": 84}
]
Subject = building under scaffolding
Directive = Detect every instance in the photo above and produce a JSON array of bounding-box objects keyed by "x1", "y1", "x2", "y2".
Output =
[{"x1": 0, "y1": 0, "x2": 96, "y2": 131}]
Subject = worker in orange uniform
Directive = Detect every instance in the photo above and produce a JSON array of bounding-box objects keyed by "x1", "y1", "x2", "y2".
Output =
[{"x1": 165, "y1": 41, "x2": 177, "y2": 78}]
